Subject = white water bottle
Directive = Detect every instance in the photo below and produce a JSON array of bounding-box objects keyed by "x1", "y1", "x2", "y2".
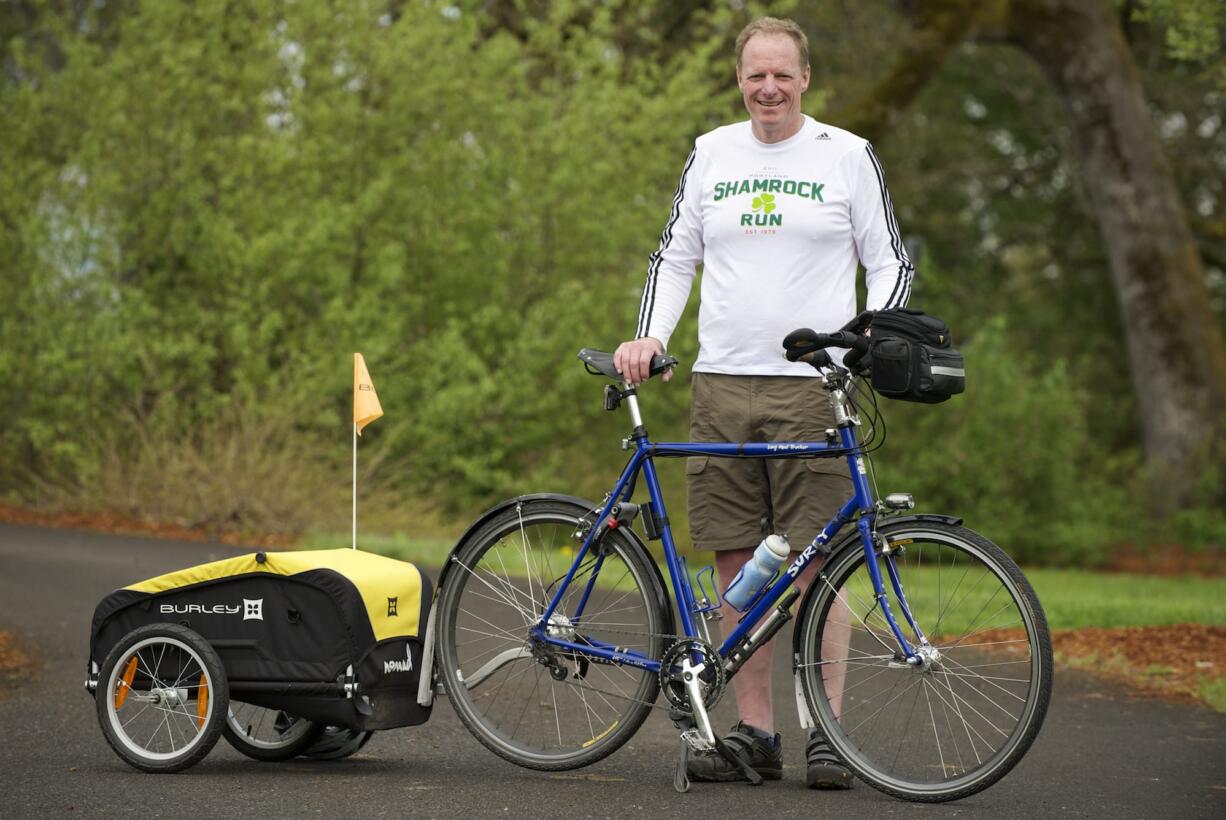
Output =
[{"x1": 723, "y1": 534, "x2": 791, "y2": 612}]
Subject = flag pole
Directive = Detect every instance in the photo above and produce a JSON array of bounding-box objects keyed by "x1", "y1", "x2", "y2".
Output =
[
  {"x1": 352, "y1": 422, "x2": 358, "y2": 550},
  {"x1": 352, "y1": 352, "x2": 383, "y2": 553}
]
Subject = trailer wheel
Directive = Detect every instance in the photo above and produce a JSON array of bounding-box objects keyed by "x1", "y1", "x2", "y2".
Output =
[
  {"x1": 96, "y1": 623, "x2": 228, "y2": 773},
  {"x1": 223, "y1": 702, "x2": 325, "y2": 762},
  {"x1": 303, "y1": 726, "x2": 375, "y2": 760}
]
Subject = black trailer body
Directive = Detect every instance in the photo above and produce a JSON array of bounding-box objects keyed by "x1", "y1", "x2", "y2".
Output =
[{"x1": 89, "y1": 549, "x2": 433, "y2": 731}]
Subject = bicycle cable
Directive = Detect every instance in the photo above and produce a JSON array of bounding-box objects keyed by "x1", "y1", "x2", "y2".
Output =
[{"x1": 848, "y1": 375, "x2": 888, "y2": 457}]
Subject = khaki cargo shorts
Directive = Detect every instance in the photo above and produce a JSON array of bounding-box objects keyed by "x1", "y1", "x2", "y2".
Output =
[{"x1": 687, "y1": 373, "x2": 852, "y2": 552}]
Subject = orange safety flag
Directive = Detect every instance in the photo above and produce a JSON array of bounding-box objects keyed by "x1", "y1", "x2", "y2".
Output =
[{"x1": 353, "y1": 353, "x2": 384, "y2": 435}]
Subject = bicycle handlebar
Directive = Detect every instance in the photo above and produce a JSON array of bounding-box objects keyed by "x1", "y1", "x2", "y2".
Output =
[{"x1": 782, "y1": 328, "x2": 870, "y2": 366}]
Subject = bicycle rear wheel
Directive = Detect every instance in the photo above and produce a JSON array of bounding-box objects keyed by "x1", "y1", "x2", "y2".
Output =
[
  {"x1": 436, "y1": 498, "x2": 670, "y2": 771},
  {"x1": 796, "y1": 521, "x2": 1052, "y2": 802}
]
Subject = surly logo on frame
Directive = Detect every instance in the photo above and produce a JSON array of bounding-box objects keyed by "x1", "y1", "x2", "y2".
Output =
[
  {"x1": 787, "y1": 533, "x2": 830, "y2": 578},
  {"x1": 384, "y1": 643, "x2": 414, "y2": 675}
]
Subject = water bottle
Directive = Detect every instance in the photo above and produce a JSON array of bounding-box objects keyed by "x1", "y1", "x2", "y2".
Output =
[{"x1": 723, "y1": 534, "x2": 791, "y2": 612}]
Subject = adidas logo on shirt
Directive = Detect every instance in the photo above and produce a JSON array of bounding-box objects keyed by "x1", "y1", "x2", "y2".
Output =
[{"x1": 816, "y1": 132, "x2": 831, "y2": 140}]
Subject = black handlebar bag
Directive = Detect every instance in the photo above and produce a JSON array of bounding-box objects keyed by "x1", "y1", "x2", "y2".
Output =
[{"x1": 863, "y1": 309, "x2": 965, "y2": 403}]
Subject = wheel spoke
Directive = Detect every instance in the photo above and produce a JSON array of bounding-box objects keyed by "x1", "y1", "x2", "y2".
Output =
[
  {"x1": 798, "y1": 526, "x2": 1051, "y2": 799},
  {"x1": 439, "y1": 504, "x2": 662, "y2": 768}
]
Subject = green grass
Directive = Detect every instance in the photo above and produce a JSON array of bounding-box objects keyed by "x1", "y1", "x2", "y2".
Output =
[
  {"x1": 305, "y1": 531, "x2": 456, "y2": 566},
  {"x1": 1022, "y1": 568, "x2": 1226, "y2": 630},
  {"x1": 304, "y1": 533, "x2": 1226, "y2": 630},
  {"x1": 306, "y1": 530, "x2": 646, "y2": 593},
  {"x1": 1198, "y1": 678, "x2": 1226, "y2": 712}
]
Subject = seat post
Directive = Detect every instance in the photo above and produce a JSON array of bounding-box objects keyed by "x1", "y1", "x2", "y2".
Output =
[{"x1": 622, "y1": 382, "x2": 646, "y2": 431}]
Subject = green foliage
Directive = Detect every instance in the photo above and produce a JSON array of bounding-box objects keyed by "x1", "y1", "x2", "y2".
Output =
[
  {"x1": 876, "y1": 317, "x2": 1135, "y2": 566},
  {"x1": 0, "y1": 0, "x2": 1221, "y2": 562},
  {"x1": 1132, "y1": 0, "x2": 1225, "y2": 63},
  {"x1": 0, "y1": 0, "x2": 733, "y2": 530}
]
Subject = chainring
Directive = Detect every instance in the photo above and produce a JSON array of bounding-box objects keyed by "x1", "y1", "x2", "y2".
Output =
[{"x1": 658, "y1": 638, "x2": 726, "y2": 714}]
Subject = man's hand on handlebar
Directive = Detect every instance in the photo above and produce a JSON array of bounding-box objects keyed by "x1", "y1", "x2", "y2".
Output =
[{"x1": 613, "y1": 337, "x2": 672, "y2": 386}]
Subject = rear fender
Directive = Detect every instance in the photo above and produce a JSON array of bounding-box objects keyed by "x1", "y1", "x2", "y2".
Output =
[
  {"x1": 435, "y1": 493, "x2": 600, "y2": 592},
  {"x1": 424, "y1": 494, "x2": 675, "y2": 689}
]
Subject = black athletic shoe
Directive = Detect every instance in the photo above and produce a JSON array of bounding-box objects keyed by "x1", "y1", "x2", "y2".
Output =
[
  {"x1": 806, "y1": 729, "x2": 853, "y2": 789},
  {"x1": 686, "y1": 721, "x2": 783, "y2": 782}
]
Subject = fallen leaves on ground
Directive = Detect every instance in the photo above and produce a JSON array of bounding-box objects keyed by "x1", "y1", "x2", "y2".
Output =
[
  {"x1": 0, "y1": 631, "x2": 31, "y2": 681},
  {"x1": 978, "y1": 624, "x2": 1225, "y2": 709},
  {"x1": 1053, "y1": 624, "x2": 1225, "y2": 707},
  {"x1": 0, "y1": 502, "x2": 293, "y2": 549}
]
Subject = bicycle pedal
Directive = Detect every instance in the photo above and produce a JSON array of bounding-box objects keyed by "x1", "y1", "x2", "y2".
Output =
[
  {"x1": 680, "y1": 728, "x2": 714, "y2": 752},
  {"x1": 674, "y1": 736, "x2": 692, "y2": 794}
]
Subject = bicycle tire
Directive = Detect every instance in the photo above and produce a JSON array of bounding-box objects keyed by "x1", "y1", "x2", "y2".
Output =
[
  {"x1": 222, "y1": 702, "x2": 324, "y2": 762},
  {"x1": 436, "y1": 498, "x2": 669, "y2": 771},
  {"x1": 96, "y1": 623, "x2": 230, "y2": 773},
  {"x1": 796, "y1": 521, "x2": 1052, "y2": 802}
]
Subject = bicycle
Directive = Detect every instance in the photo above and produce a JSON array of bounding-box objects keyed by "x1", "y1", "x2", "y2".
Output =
[{"x1": 428, "y1": 327, "x2": 1053, "y2": 803}]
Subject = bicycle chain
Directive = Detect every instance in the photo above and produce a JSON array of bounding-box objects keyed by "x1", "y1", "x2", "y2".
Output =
[{"x1": 527, "y1": 618, "x2": 731, "y2": 714}]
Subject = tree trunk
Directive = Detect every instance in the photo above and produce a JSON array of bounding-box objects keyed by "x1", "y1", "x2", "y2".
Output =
[
  {"x1": 1004, "y1": 0, "x2": 1226, "y2": 509},
  {"x1": 833, "y1": 0, "x2": 1226, "y2": 510}
]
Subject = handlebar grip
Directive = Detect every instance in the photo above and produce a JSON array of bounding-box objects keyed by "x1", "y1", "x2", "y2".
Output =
[
  {"x1": 799, "y1": 349, "x2": 832, "y2": 368},
  {"x1": 782, "y1": 328, "x2": 869, "y2": 362},
  {"x1": 821, "y1": 330, "x2": 870, "y2": 353}
]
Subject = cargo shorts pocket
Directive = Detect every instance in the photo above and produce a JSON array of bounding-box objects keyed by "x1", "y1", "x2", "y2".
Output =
[
  {"x1": 686, "y1": 456, "x2": 710, "y2": 476},
  {"x1": 791, "y1": 458, "x2": 853, "y2": 534}
]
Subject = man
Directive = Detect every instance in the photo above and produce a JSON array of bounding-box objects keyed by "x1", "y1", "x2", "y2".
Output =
[{"x1": 613, "y1": 17, "x2": 913, "y2": 787}]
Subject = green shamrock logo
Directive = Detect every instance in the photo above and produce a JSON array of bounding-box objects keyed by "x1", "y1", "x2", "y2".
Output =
[{"x1": 752, "y1": 193, "x2": 776, "y2": 213}]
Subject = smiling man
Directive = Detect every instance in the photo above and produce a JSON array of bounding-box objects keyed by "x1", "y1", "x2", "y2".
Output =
[{"x1": 614, "y1": 17, "x2": 913, "y2": 787}]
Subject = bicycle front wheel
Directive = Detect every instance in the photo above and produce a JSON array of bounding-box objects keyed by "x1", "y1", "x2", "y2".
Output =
[
  {"x1": 436, "y1": 498, "x2": 670, "y2": 771},
  {"x1": 796, "y1": 521, "x2": 1052, "y2": 802}
]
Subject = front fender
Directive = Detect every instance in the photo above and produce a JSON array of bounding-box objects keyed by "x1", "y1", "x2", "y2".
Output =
[{"x1": 790, "y1": 513, "x2": 963, "y2": 658}]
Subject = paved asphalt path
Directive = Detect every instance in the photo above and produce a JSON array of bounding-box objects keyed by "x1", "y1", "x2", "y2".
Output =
[{"x1": 1, "y1": 523, "x2": 1224, "y2": 819}]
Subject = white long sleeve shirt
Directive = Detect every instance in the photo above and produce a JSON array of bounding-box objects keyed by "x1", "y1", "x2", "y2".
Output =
[{"x1": 635, "y1": 115, "x2": 914, "y2": 375}]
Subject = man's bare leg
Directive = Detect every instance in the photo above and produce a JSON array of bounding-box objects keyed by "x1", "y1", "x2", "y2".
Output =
[
  {"x1": 714, "y1": 548, "x2": 824, "y2": 734},
  {"x1": 715, "y1": 549, "x2": 775, "y2": 730},
  {"x1": 822, "y1": 591, "x2": 851, "y2": 719}
]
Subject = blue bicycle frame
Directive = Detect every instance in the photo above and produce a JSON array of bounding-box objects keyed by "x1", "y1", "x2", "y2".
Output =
[{"x1": 529, "y1": 383, "x2": 926, "y2": 675}]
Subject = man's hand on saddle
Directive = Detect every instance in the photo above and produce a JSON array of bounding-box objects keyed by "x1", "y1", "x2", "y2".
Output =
[{"x1": 613, "y1": 337, "x2": 672, "y2": 386}]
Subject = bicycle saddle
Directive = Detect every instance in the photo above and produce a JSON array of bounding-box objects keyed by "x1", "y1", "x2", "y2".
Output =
[{"x1": 578, "y1": 348, "x2": 678, "y2": 381}]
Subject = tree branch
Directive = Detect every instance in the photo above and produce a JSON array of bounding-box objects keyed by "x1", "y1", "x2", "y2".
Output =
[{"x1": 830, "y1": 0, "x2": 1008, "y2": 142}]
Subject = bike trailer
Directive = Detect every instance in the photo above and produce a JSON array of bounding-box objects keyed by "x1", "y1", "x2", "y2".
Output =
[{"x1": 88, "y1": 549, "x2": 434, "y2": 733}]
